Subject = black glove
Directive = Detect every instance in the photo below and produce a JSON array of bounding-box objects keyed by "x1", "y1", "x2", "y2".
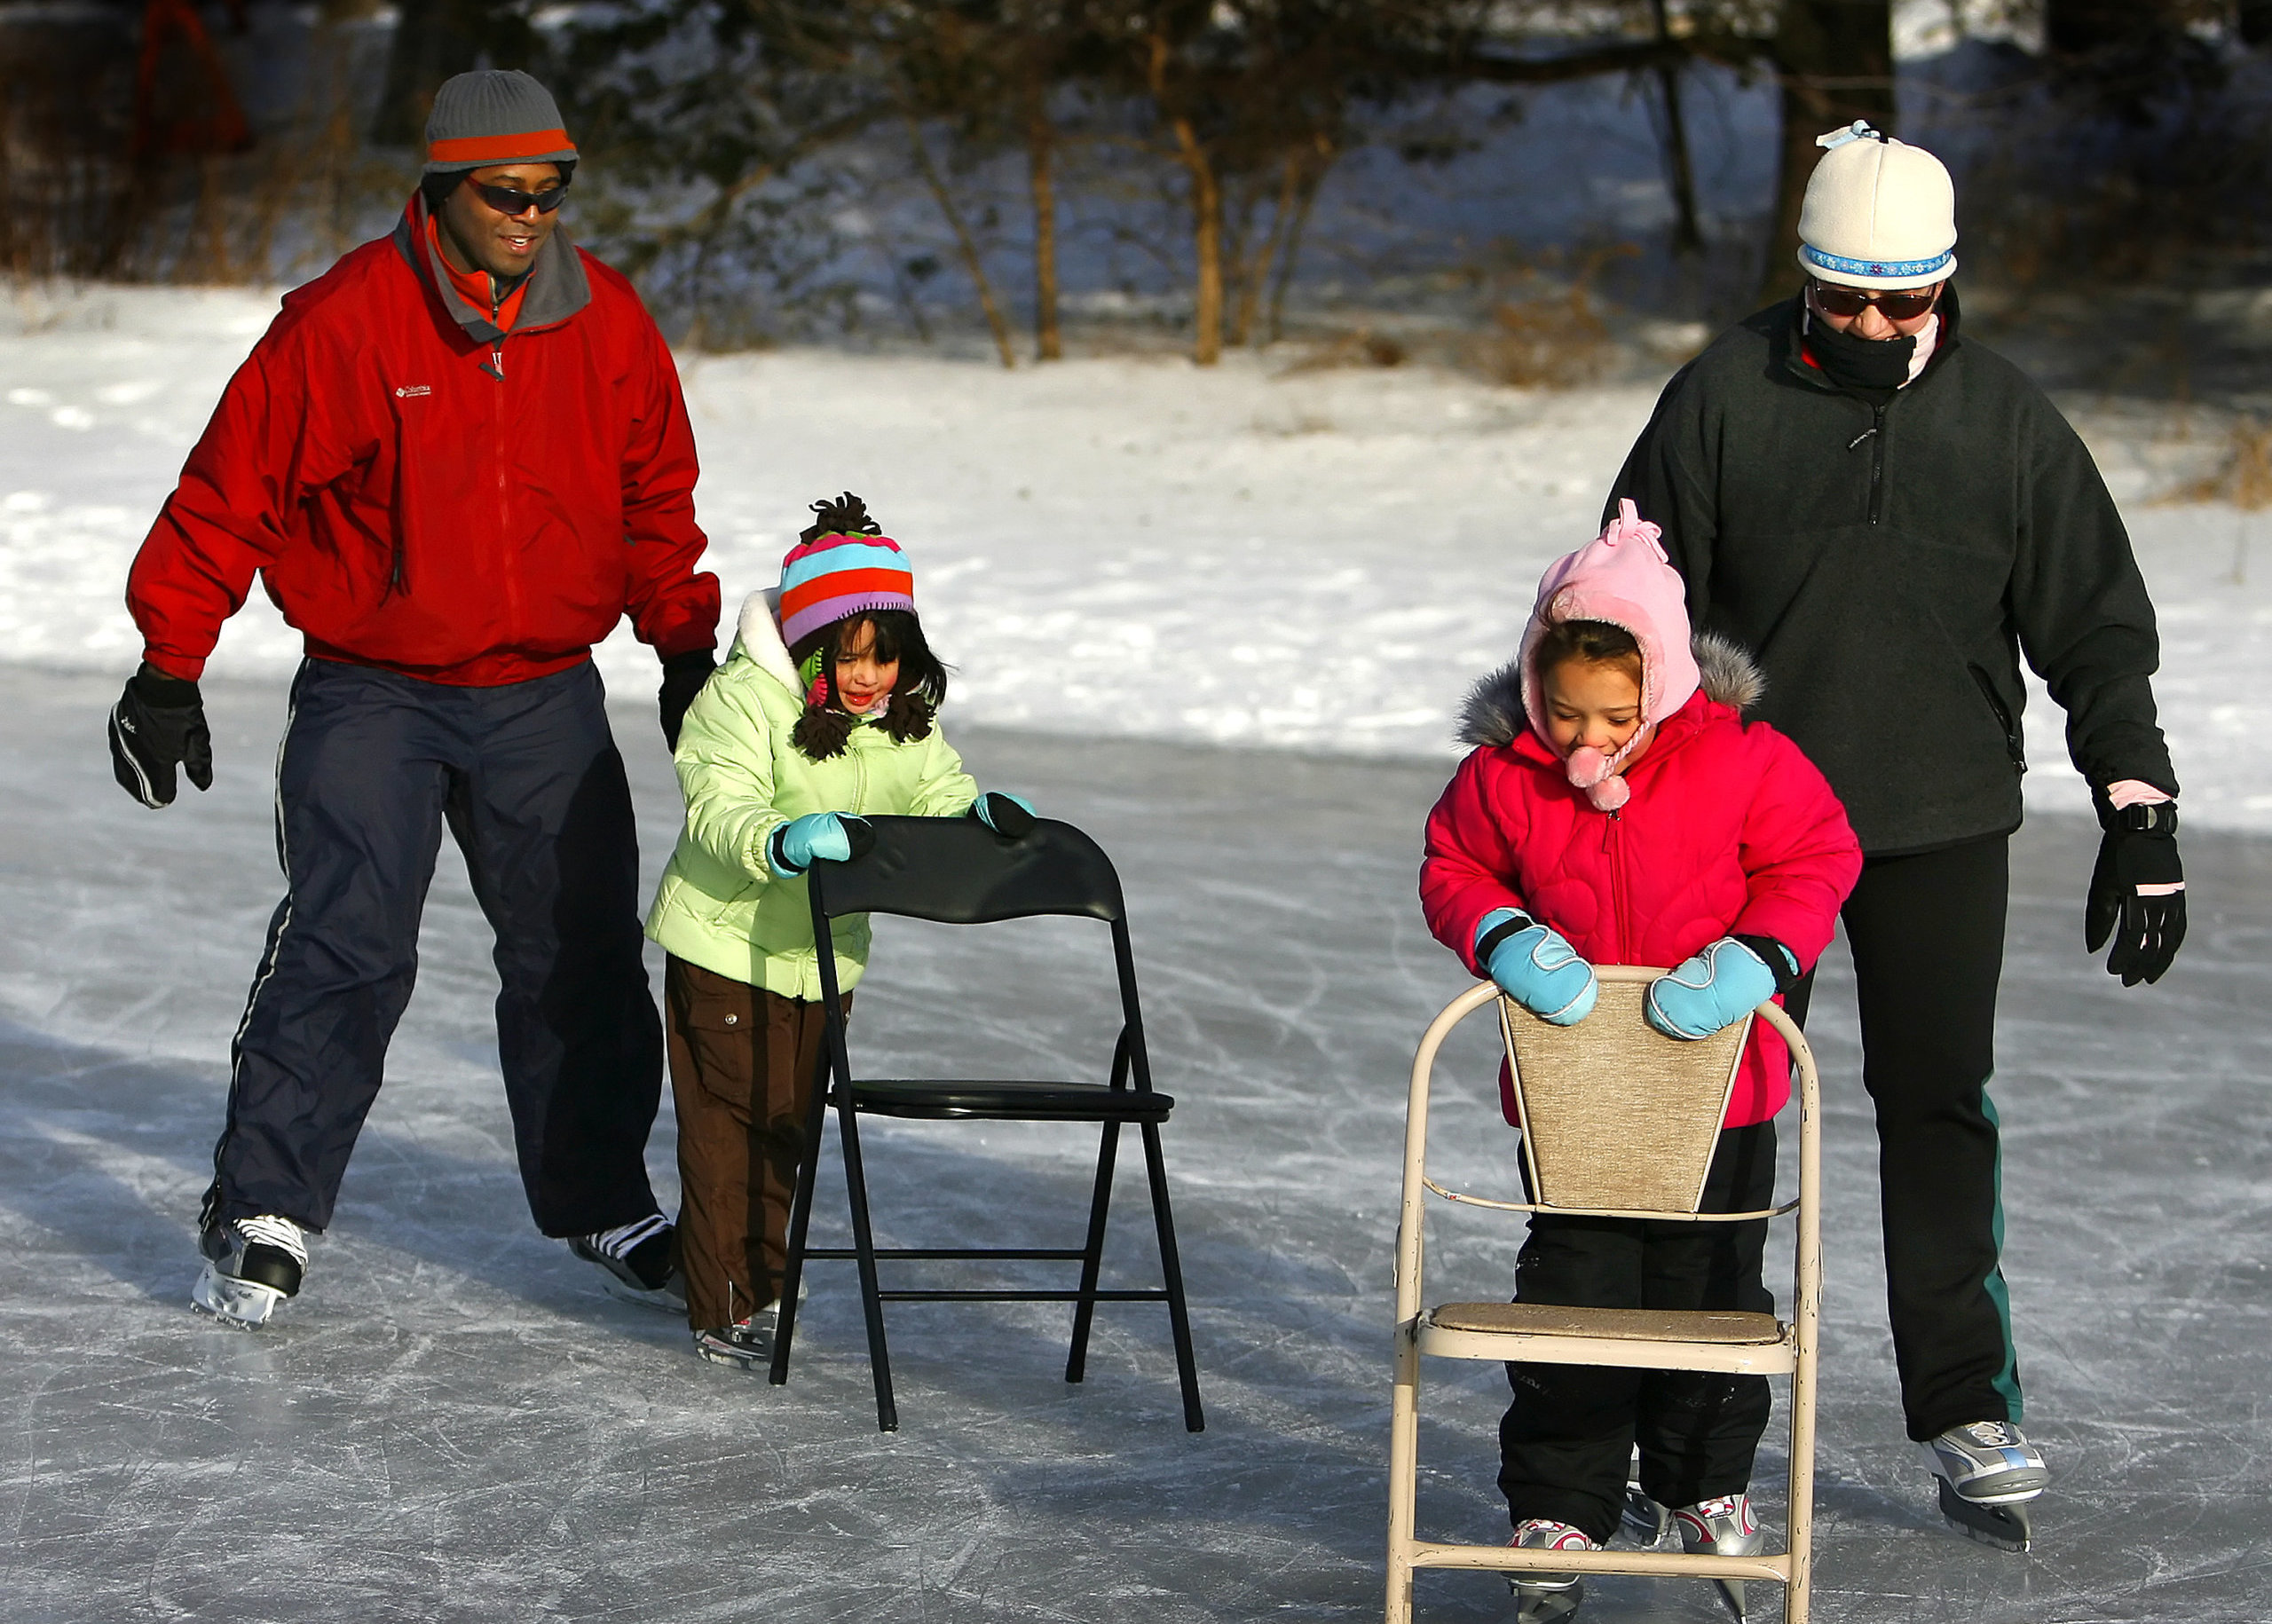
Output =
[
  {"x1": 659, "y1": 650, "x2": 716, "y2": 752},
  {"x1": 967, "y1": 791, "x2": 1037, "y2": 838},
  {"x1": 108, "y1": 663, "x2": 212, "y2": 808},
  {"x1": 2084, "y1": 795, "x2": 2185, "y2": 987}
]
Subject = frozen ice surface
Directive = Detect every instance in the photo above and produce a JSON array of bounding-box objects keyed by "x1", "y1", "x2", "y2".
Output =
[{"x1": 4, "y1": 668, "x2": 2270, "y2": 1622}]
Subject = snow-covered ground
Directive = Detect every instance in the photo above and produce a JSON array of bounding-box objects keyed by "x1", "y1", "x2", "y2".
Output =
[{"x1": 4, "y1": 284, "x2": 2267, "y2": 826}]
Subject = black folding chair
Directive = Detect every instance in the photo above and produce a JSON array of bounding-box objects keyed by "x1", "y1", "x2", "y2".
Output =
[{"x1": 767, "y1": 813, "x2": 1204, "y2": 1435}]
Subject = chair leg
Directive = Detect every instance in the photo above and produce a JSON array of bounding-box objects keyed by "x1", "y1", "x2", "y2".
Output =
[
  {"x1": 1384, "y1": 1321, "x2": 1423, "y2": 1624},
  {"x1": 1138, "y1": 1119, "x2": 1203, "y2": 1432},
  {"x1": 768, "y1": 1048, "x2": 837, "y2": 1387},
  {"x1": 1065, "y1": 1119, "x2": 1124, "y2": 1384},
  {"x1": 834, "y1": 1091, "x2": 899, "y2": 1432}
]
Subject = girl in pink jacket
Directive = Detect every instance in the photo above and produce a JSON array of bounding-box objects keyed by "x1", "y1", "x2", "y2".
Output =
[{"x1": 1420, "y1": 501, "x2": 1860, "y2": 1621}]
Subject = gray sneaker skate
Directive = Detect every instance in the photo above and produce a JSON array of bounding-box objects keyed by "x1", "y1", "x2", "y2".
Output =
[
  {"x1": 1923, "y1": 1421, "x2": 2046, "y2": 1552},
  {"x1": 1504, "y1": 1518, "x2": 1595, "y2": 1623},
  {"x1": 192, "y1": 1214, "x2": 308, "y2": 1328},
  {"x1": 1671, "y1": 1494, "x2": 1763, "y2": 1621},
  {"x1": 571, "y1": 1213, "x2": 685, "y2": 1313}
]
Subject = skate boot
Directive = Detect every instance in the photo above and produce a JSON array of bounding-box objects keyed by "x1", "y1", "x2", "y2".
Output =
[
  {"x1": 191, "y1": 1214, "x2": 308, "y2": 1328},
  {"x1": 1504, "y1": 1518, "x2": 1596, "y2": 1623},
  {"x1": 1922, "y1": 1421, "x2": 2047, "y2": 1552},
  {"x1": 1671, "y1": 1494, "x2": 1763, "y2": 1621},
  {"x1": 1619, "y1": 1449, "x2": 1670, "y2": 1547},
  {"x1": 693, "y1": 1300, "x2": 784, "y2": 1371},
  {"x1": 571, "y1": 1213, "x2": 685, "y2": 1313}
]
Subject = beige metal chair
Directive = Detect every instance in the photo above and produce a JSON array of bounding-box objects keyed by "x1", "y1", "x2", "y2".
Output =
[{"x1": 1385, "y1": 966, "x2": 1822, "y2": 1624}]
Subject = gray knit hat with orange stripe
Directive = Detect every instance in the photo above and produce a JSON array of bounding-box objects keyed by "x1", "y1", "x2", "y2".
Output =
[{"x1": 422, "y1": 69, "x2": 579, "y2": 176}]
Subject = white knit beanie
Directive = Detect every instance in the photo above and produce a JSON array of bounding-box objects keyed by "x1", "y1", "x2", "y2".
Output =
[{"x1": 1795, "y1": 122, "x2": 1957, "y2": 290}]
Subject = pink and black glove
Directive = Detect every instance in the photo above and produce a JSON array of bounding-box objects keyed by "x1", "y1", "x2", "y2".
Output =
[{"x1": 2085, "y1": 792, "x2": 2185, "y2": 987}]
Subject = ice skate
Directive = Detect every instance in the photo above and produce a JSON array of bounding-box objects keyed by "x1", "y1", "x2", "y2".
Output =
[
  {"x1": 571, "y1": 1213, "x2": 685, "y2": 1313},
  {"x1": 1670, "y1": 1494, "x2": 1763, "y2": 1621},
  {"x1": 1503, "y1": 1518, "x2": 1595, "y2": 1623},
  {"x1": 1923, "y1": 1421, "x2": 2046, "y2": 1552},
  {"x1": 692, "y1": 1300, "x2": 783, "y2": 1371},
  {"x1": 1619, "y1": 1449, "x2": 1671, "y2": 1546},
  {"x1": 191, "y1": 1214, "x2": 307, "y2": 1328}
]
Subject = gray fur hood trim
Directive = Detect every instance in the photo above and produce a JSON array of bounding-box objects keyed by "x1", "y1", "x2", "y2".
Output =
[{"x1": 1457, "y1": 630, "x2": 1765, "y2": 749}]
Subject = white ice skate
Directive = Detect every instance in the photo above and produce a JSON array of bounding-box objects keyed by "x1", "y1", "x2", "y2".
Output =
[
  {"x1": 571, "y1": 1213, "x2": 685, "y2": 1313},
  {"x1": 1505, "y1": 1518, "x2": 1596, "y2": 1623},
  {"x1": 1923, "y1": 1420, "x2": 2047, "y2": 1552},
  {"x1": 191, "y1": 1214, "x2": 308, "y2": 1328}
]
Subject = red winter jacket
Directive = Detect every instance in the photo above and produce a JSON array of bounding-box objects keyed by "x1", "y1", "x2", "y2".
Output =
[
  {"x1": 126, "y1": 199, "x2": 720, "y2": 685},
  {"x1": 1421, "y1": 642, "x2": 1861, "y2": 1127}
]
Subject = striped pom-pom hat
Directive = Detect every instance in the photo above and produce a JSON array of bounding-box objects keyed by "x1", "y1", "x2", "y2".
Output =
[
  {"x1": 777, "y1": 529, "x2": 917, "y2": 649},
  {"x1": 423, "y1": 69, "x2": 579, "y2": 176}
]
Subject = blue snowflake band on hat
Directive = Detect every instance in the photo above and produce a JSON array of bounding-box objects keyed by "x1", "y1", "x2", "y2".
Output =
[{"x1": 1800, "y1": 244, "x2": 1954, "y2": 281}]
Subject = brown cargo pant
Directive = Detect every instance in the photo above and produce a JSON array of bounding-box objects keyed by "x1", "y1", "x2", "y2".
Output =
[{"x1": 663, "y1": 955, "x2": 847, "y2": 1331}]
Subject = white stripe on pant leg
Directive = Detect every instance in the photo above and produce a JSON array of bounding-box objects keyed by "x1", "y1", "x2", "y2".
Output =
[{"x1": 215, "y1": 670, "x2": 306, "y2": 1200}]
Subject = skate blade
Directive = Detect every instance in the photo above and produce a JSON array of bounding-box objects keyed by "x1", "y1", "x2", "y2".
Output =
[
  {"x1": 1511, "y1": 1585, "x2": 1582, "y2": 1624},
  {"x1": 595, "y1": 1273, "x2": 687, "y2": 1314},
  {"x1": 1713, "y1": 1577, "x2": 1747, "y2": 1621},
  {"x1": 1937, "y1": 1479, "x2": 2032, "y2": 1552},
  {"x1": 191, "y1": 1261, "x2": 282, "y2": 1328}
]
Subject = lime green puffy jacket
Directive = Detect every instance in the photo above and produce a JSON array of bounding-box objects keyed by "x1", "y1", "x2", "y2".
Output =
[{"x1": 644, "y1": 591, "x2": 979, "y2": 997}]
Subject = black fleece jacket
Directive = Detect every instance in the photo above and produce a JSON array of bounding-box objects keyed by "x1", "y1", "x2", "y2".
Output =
[{"x1": 1606, "y1": 292, "x2": 2176, "y2": 855}]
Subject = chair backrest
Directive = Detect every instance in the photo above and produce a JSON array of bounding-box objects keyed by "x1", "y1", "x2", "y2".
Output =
[
  {"x1": 1501, "y1": 974, "x2": 1750, "y2": 1216},
  {"x1": 808, "y1": 816, "x2": 1125, "y2": 926}
]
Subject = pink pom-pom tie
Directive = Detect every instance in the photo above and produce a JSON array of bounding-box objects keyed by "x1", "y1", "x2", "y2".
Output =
[
  {"x1": 1566, "y1": 745, "x2": 1612, "y2": 787},
  {"x1": 1586, "y1": 775, "x2": 1631, "y2": 812}
]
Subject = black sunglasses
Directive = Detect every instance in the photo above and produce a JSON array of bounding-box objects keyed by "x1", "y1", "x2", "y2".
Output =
[
  {"x1": 469, "y1": 178, "x2": 570, "y2": 217},
  {"x1": 1811, "y1": 279, "x2": 1940, "y2": 322}
]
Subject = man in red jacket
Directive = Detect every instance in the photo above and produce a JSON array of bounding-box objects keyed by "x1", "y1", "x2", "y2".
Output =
[{"x1": 109, "y1": 69, "x2": 722, "y2": 1329}]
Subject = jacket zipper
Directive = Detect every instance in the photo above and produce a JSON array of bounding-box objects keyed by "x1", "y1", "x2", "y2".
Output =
[
  {"x1": 1968, "y1": 664, "x2": 2028, "y2": 775},
  {"x1": 1605, "y1": 809, "x2": 1628, "y2": 962},
  {"x1": 489, "y1": 281, "x2": 520, "y2": 646},
  {"x1": 1852, "y1": 399, "x2": 1889, "y2": 525}
]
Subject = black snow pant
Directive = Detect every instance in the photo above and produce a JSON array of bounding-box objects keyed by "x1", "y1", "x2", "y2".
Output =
[
  {"x1": 204, "y1": 658, "x2": 664, "y2": 1238},
  {"x1": 1785, "y1": 832, "x2": 2021, "y2": 1443},
  {"x1": 1499, "y1": 1121, "x2": 1778, "y2": 1542}
]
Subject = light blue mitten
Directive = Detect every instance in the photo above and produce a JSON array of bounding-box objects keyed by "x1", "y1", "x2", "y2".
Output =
[
  {"x1": 1475, "y1": 907, "x2": 1598, "y2": 1026},
  {"x1": 768, "y1": 811, "x2": 872, "y2": 879},
  {"x1": 1644, "y1": 937, "x2": 1793, "y2": 1040}
]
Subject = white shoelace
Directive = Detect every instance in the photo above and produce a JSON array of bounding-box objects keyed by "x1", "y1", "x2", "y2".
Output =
[{"x1": 236, "y1": 1214, "x2": 309, "y2": 1266}]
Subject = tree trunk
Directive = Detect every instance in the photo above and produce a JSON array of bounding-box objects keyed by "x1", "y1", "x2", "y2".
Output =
[
  {"x1": 1761, "y1": 0, "x2": 1896, "y2": 302},
  {"x1": 1025, "y1": 83, "x2": 1061, "y2": 361},
  {"x1": 2045, "y1": 0, "x2": 2176, "y2": 56},
  {"x1": 1651, "y1": 0, "x2": 1703, "y2": 255},
  {"x1": 1177, "y1": 119, "x2": 1223, "y2": 365},
  {"x1": 903, "y1": 111, "x2": 1016, "y2": 369},
  {"x1": 1267, "y1": 137, "x2": 1332, "y2": 344},
  {"x1": 1231, "y1": 150, "x2": 1302, "y2": 346},
  {"x1": 2244, "y1": 0, "x2": 2272, "y2": 48}
]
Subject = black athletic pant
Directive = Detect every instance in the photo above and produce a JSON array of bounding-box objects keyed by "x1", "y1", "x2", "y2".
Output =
[
  {"x1": 1784, "y1": 832, "x2": 2020, "y2": 1443},
  {"x1": 1499, "y1": 1121, "x2": 1778, "y2": 1542},
  {"x1": 206, "y1": 658, "x2": 664, "y2": 1238}
]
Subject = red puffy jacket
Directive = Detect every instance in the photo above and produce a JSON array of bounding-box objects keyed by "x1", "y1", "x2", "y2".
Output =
[
  {"x1": 127, "y1": 199, "x2": 719, "y2": 685},
  {"x1": 1421, "y1": 658, "x2": 1861, "y2": 1127}
]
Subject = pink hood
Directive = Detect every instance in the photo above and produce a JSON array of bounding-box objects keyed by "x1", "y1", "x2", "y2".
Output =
[{"x1": 1516, "y1": 500, "x2": 1701, "y2": 810}]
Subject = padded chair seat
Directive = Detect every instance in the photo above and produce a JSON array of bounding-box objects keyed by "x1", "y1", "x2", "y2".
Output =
[
  {"x1": 1425, "y1": 1302, "x2": 1786, "y2": 1344},
  {"x1": 851, "y1": 1077, "x2": 1176, "y2": 1121}
]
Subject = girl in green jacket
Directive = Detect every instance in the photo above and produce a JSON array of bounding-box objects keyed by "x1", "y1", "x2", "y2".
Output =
[{"x1": 645, "y1": 493, "x2": 1034, "y2": 1370}]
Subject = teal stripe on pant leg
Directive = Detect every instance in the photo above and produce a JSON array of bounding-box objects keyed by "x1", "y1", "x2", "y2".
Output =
[{"x1": 1981, "y1": 1084, "x2": 2024, "y2": 1422}]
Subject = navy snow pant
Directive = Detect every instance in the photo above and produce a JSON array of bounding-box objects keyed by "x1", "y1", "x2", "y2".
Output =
[
  {"x1": 205, "y1": 658, "x2": 664, "y2": 1238},
  {"x1": 1498, "y1": 1122, "x2": 1778, "y2": 1541},
  {"x1": 1784, "y1": 832, "x2": 2021, "y2": 1443}
]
